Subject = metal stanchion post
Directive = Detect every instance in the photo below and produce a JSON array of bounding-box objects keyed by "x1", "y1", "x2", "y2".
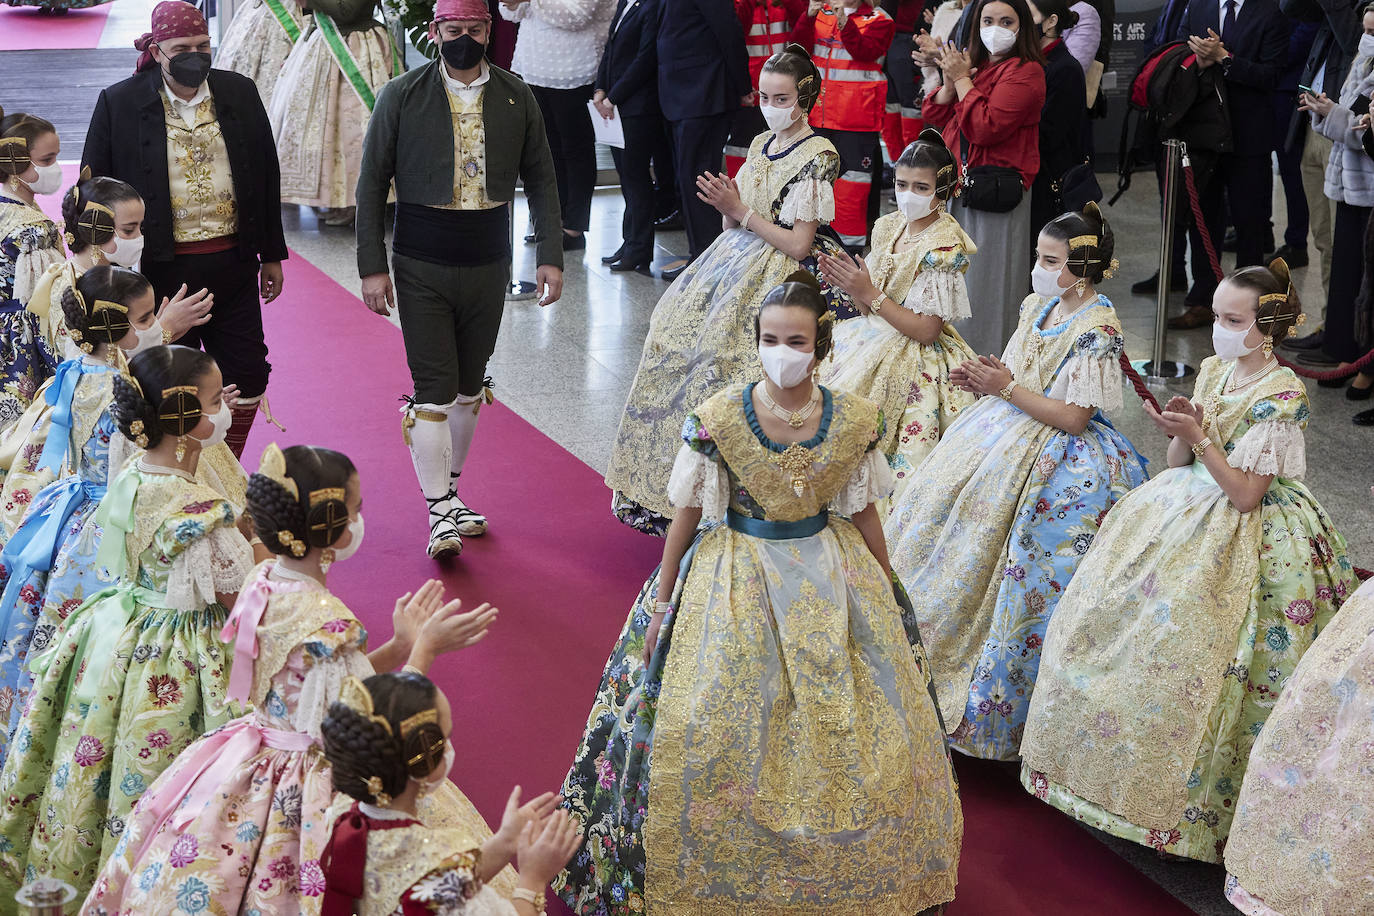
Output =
[
  {"x1": 506, "y1": 199, "x2": 537, "y2": 302},
  {"x1": 1143, "y1": 139, "x2": 1195, "y2": 383},
  {"x1": 16, "y1": 879, "x2": 76, "y2": 916}
]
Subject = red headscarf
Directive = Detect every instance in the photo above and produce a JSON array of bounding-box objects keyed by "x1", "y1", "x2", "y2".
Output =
[
  {"x1": 134, "y1": 1, "x2": 210, "y2": 74},
  {"x1": 433, "y1": 0, "x2": 491, "y2": 23}
]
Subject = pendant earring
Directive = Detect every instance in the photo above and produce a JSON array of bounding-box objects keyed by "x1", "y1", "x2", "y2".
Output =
[
  {"x1": 1261, "y1": 334, "x2": 1274, "y2": 357},
  {"x1": 175, "y1": 435, "x2": 187, "y2": 463},
  {"x1": 319, "y1": 547, "x2": 335, "y2": 575}
]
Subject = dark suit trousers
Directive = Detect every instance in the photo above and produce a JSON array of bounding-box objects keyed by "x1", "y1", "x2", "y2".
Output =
[
  {"x1": 142, "y1": 251, "x2": 271, "y2": 398},
  {"x1": 611, "y1": 114, "x2": 659, "y2": 264},
  {"x1": 1188, "y1": 152, "x2": 1272, "y2": 305},
  {"x1": 653, "y1": 120, "x2": 679, "y2": 218},
  {"x1": 1323, "y1": 201, "x2": 1371, "y2": 362},
  {"x1": 531, "y1": 84, "x2": 597, "y2": 232},
  {"x1": 1273, "y1": 91, "x2": 1309, "y2": 249},
  {"x1": 670, "y1": 114, "x2": 732, "y2": 260}
]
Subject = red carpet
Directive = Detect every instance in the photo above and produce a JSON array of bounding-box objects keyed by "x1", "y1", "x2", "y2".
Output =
[
  {"x1": 0, "y1": 5, "x2": 111, "y2": 50},
  {"x1": 258, "y1": 254, "x2": 1196, "y2": 915}
]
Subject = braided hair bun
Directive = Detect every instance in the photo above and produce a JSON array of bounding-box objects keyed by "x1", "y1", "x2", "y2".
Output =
[
  {"x1": 756, "y1": 270, "x2": 834, "y2": 360},
  {"x1": 321, "y1": 673, "x2": 448, "y2": 806},
  {"x1": 762, "y1": 42, "x2": 824, "y2": 111},
  {"x1": 112, "y1": 345, "x2": 216, "y2": 448},
  {"x1": 60, "y1": 265, "x2": 147, "y2": 353},
  {"x1": 1042, "y1": 201, "x2": 1117, "y2": 285},
  {"x1": 60, "y1": 176, "x2": 140, "y2": 254},
  {"x1": 246, "y1": 445, "x2": 357, "y2": 557}
]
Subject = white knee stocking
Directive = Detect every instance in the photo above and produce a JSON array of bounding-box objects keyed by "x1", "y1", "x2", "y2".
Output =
[
  {"x1": 449, "y1": 392, "x2": 485, "y2": 480},
  {"x1": 403, "y1": 399, "x2": 456, "y2": 503}
]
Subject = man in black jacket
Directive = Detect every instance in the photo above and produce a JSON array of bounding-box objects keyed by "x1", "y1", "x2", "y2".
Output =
[
  {"x1": 594, "y1": 0, "x2": 661, "y2": 275},
  {"x1": 1169, "y1": 0, "x2": 1288, "y2": 327},
  {"x1": 83, "y1": 0, "x2": 287, "y2": 457},
  {"x1": 656, "y1": 0, "x2": 751, "y2": 275}
]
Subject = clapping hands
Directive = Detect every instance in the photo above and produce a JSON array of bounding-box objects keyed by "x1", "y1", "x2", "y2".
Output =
[
  {"x1": 392, "y1": 579, "x2": 499, "y2": 673},
  {"x1": 951, "y1": 355, "x2": 1014, "y2": 396},
  {"x1": 1144, "y1": 395, "x2": 1205, "y2": 442},
  {"x1": 696, "y1": 171, "x2": 744, "y2": 220}
]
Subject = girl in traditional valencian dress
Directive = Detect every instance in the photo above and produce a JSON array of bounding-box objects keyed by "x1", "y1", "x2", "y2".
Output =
[
  {"x1": 0, "y1": 267, "x2": 171, "y2": 767},
  {"x1": 1020, "y1": 260, "x2": 1356, "y2": 864},
  {"x1": 884, "y1": 203, "x2": 1147, "y2": 762},
  {"x1": 217, "y1": 0, "x2": 307, "y2": 111},
  {"x1": 0, "y1": 346, "x2": 262, "y2": 902},
  {"x1": 85, "y1": 443, "x2": 514, "y2": 916},
  {"x1": 318, "y1": 672, "x2": 580, "y2": 916},
  {"x1": 560, "y1": 275, "x2": 962, "y2": 916},
  {"x1": 818, "y1": 129, "x2": 978, "y2": 505},
  {"x1": 270, "y1": 0, "x2": 399, "y2": 225},
  {"x1": 1223, "y1": 561, "x2": 1374, "y2": 915},
  {"x1": 0, "y1": 109, "x2": 62, "y2": 431},
  {"x1": 605, "y1": 45, "x2": 856, "y2": 535}
]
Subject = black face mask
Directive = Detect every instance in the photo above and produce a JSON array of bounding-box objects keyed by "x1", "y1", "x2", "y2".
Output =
[
  {"x1": 440, "y1": 35, "x2": 486, "y2": 71},
  {"x1": 164, "y1": 50, "x2": 212, "y2": 87}
]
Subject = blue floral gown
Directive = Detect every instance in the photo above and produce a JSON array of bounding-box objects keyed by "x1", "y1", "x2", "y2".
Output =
[
  {"x1": 885, "y1": 294, "x2": 1148, "y2": 761},
  {"x1": 559, "y1": 383, "x2": 962, "y2": 916},
  {"x1": 0, "y1": 192, "x2": 60, "y2": 433}
]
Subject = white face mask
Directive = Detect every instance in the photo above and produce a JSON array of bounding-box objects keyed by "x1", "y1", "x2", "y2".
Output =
[
  {"x1": 981, "y1": 25, "x2": 1018, "y2": 56},
  {"x1": 759, "y1": 343, "x2": 815, "y2": 389},
  {"x1": 760, "y1": 101, "x2": 801, "y2": 133},
  {"x1": 895, "y1": 189, "x2": 936, "y2": 221},
  {"x1": 330, "y1": 514, "x2": 365, "y2": 564},
  {"x1": 124, "y1": 317, "x2": 164, "y2": 357},
  {"x1": 21, "y1": 162, "x2": 64, "y2": 196},
  {"x1": 1031, "y1": 262, "x2": 1071, "y2": 300},
  {"x1": 414, "y1": 742, "x2": 455, "y2": 797},
  {"x1": 1360, "y1": 33, "x2": 1374, "y2": 58},
  {"x1": 1212, "y1": 319, "x2": 1260, "y2": 360},
  {"x1": 194, "y1": 401, "x2": 231, "y2": 447},
  {"x1": 105, "y1": 234, "x2": 145, "y2": 268}
]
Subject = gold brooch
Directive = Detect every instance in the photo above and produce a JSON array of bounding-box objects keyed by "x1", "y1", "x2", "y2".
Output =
[{"x1": 773, "y1": 443, "x2": 815, "y2": 497}]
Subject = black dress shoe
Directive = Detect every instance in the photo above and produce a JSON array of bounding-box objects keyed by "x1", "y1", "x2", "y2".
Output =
[
  {"x1": 1347, "y1": 379, "x2": 1374, "y2": 400},
  {"x1": 1266, "y1": 244, "x2": 1309, "y2": 268},
  {"x1": 563, "y1": 232, "x2": 586, "y2": 251},
  {"x1": 1280, "y1": 330, "x2": 1325, "y2": 352},
  {"x1": 1317, "y1": 375, "x2": 1348, "y2": 389},
  {"x1": 609, "y1": 257, "x2": 653, "y2": 277},
  {"x1": 1132, "y1": 272, "x2": 1188, "y2": 295},
  {"x1": 655, "y1": 210, "x2": 682, "y2": 230},
  {"x1": 1300, "y1": 350, "x2": 1339, "y2": 367},
  {"x1": 1354, "y1": 407, "x2": 1374, "y2": 426},
  {"x1": 524, "y1": 232, "x2": 537, "y2": 244},
  {"x1": 601, "y1": 245, "x2": 625, "y2": 265},
  {"x1": 661, "y1": 261, "x2": 688, "y2": 281}
]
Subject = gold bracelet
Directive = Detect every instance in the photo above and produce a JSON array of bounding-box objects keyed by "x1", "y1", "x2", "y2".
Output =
[
  {"x1": 512, "y1": 888, "x2": 546, "y2": 915},
  {"x1": 1191, "y1": 437, "x2": 1212, "y2": 459},
  {"x1": 401, "y1": 664, "x2": 423, "y2": 675},
  {"x1": 161, "y1": 327, "x2": 174, "y2": 345},
  {"x1": 998, "y1": 379, "x2": 1018, "y2": 401}
]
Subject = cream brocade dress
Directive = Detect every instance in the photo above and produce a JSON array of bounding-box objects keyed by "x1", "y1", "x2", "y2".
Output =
[
  {"x1": 560, "y1": 384, "x2": 962, "y2": 915},
  {"x1": 217, "y1": 0, "x2": 304, "y2": 109},
  {"x1": 270, "y1": 8, "x2": 396, "y2": 208},
  {"x1": 821, "y1": 209, "x2": 977, "y2": 506},
  {"x1": 1223, "y1": 578, "x2": 1374, "y2": 916},
  {"x1": 1020, "y1": 357, "x2": 1356, "y2": 863},
  {"x1": 604, "y1": 131, "x2": 850, "y2": 535}
]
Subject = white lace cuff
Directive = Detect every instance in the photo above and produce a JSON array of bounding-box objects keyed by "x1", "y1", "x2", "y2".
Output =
[
  {"x1": 778, "y1": 178, "x2": 835, "y2": 225},
  {"x1": 830, "y1": 449, "x2": 893, "y2": 516},
  {"x1": 164, "y1": 526, "x2": 255, "y2": 610},
  {"x1": 1046, "y1": 351, "x2": 1124, "y2": 410},
  {"x1": 1227, "y1": 420, "x2": 1306, "y2": 479},
  {"x1": 14, "y1": 245, "x2": 63, "y2": 306},
  {"x1": 903, "y1": 268, "x2": 971, "y2": 321},
  {"x1": 666, "y1": 445, "x2": 729, "y2": 522},
  {"x1": 294, "y1": 647, "x2": 375, "y2": 739}
]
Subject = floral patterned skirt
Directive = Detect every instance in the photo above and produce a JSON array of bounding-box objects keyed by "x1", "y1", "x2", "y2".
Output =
[
  {"x1": 884, "y1": 396, "x2": 1148, "y2": 761},
  {"x1": 0, "y1": 594, "x2": 229, "y2": 903},
  {"x1": 1020, "y1": 473, "x2": 1354, "y2": 863},
  {"x1": 86, "y1": 717, "x2": 333, "y2": 916},
  {"x1": 0, "y1": 477, "x2": 107, "y2": 770},
  {"x1": 216, "y1": 0, "x2": 300, "y2": 110},
  {"x1": 556, "y1": 521, "x2": 961, "y2": 915},
  {"x1": 0, "y1": 306, "x2": 55, "y2": 436},
  {"x1": 822, "y1": 318, "x2": 977, "y2": 509}
]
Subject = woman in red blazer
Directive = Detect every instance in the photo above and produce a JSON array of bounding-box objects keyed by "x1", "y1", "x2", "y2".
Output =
[{"x1": 922, "y1": 0, "x2": 1045, "y2": 356}]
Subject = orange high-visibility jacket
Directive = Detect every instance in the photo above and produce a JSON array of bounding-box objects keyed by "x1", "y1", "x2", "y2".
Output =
[
  {"x1": 737, "y1": 0, "x2": 808, "y2": 98},
  {"x1": 793, "y1": 4, "x2": 895, "y2": 133}
]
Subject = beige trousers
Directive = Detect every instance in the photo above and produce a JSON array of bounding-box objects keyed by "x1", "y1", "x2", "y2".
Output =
[{"x1": 1301, "y1": 128, "x2": 1336, "y2": 315}]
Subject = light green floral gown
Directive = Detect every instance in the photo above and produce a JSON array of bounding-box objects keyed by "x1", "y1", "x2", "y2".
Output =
[{"x1": 0, "y1": 460, "x2": 254, "y2": 903}]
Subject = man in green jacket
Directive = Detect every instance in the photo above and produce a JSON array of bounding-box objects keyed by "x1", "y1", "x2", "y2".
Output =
[{"x1": 356, "y1": 0, "x2": 563, "y2": 560}]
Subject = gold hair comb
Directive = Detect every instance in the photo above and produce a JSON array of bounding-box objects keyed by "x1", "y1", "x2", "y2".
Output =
[{"x1": 258, "y1": 443, "x2": 299, "y2": 500}]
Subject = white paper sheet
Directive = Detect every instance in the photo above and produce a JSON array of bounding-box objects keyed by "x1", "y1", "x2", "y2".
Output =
[{"x1": 587, "y1": 100, "x2": 626, "y2": 149}]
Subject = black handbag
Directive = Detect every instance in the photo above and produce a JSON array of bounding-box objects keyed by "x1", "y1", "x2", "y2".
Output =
[
  {"x1": 1053, "y1": 159, "x2": 1104, "y2": 213},
  {"x1": 960, "y1": 136, "x2": 1025, "y2": 213}
]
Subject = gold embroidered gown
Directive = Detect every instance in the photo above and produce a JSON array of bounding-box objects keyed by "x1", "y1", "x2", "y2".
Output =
[
  {"x1": 821, "y1": 209, "x2": 978, "y2": 506},
  {"x1": 1020, "y1": 357, "x2": 1356, "y2": 863},
  {"x1": 559, "y1": 383, "x2": 962, "y2": 916},
  {"x1": 1223, "y1": 577, "x2": 1374, "y2": 916},
  {"x1": 217, "y1": 0, "x2": 305, "y2": 110},
  {"x1": 0, "y1": 192, "x2": 60, "y2": 433},
  {"x1": 884, "y1": 294, "x2": 1148, "y2": 761},
  {"x1": 604, "y1": 130, "x2": 853, "y2": 535}
]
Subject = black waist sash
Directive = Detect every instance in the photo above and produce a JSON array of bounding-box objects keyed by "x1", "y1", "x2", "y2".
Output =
[{"x1": 392, "y1": 202, "x2": 510, "y2": 267}]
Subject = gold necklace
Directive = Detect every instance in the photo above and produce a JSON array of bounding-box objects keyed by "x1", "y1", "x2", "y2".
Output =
[{"x1": 758, "y1": 383, "x2": 820, "y2": 429}]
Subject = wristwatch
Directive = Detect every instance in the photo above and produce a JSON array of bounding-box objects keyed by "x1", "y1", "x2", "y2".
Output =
[
  {"x1": 1220, "y1": 52, "x2": 1233, "y2": 75},
  {"x1": 998, "y1": 379, "x2": 1018, "y2": 401},
  {"x1": 869, "y1": 291, "x2": 886, "y2": 314}
]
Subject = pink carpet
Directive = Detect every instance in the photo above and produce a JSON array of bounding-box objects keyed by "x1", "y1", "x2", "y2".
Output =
[
  {"x1": 0, "y1": 5, "x2": 111, "y2": 50},
  {"x1": 255, "y1": 254, "x2": 1195, "y2": 915}
]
